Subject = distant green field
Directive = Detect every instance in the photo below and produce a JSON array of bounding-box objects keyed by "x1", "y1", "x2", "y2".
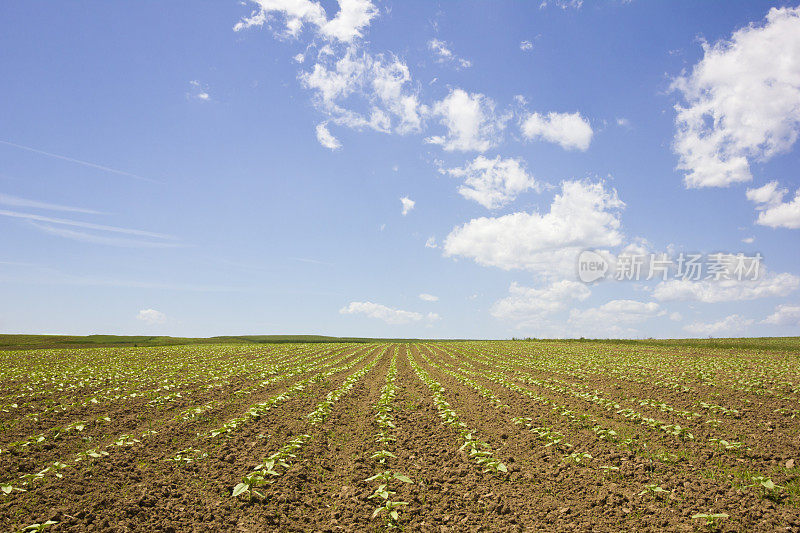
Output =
[
  {"x1": 550, "y1": 336, "x2": 800, "y2": 352},
  {"x1": 0, "y1": 334, "x2": 442, "y2": 350},
  {"x1": 0, "y1": 333, "x2": 797, "y2": 351}
]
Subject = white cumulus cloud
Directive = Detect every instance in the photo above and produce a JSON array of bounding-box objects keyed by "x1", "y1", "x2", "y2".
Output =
[
  {"x1": 443, "y1": 155, "x2": 541, "y2": 209},
  {"x1": 568, "y1": 300, "x2": 664, "y2": 331},
  {"x1": 400, "y1": 196, "x2": 415, "y2": 215},
  {"x1": 520, "y1": 111, "x2": 593, "y2": 151},
  {"x1": 761, "y1": 304, "x2": 800, "y2": 326},
  {"x1": 419, "y1": 293, "x2": 439, "y2": 302},
  {"x1": 653, "y1": 271, "x2": 800, "y2": 303},
  {"x1": 426, "y1": 89, "x2": 509, "y2": 152},
  {"x1": 315, "y1": 122, "x2": 342, "y2": 150},
  {"x1": 443, "y1": 180, "x2": 624, "y2": 278},
  {"x1": 234, "y1": 0, "x2": 378, "y2": 43},
  {"x1": 746, "y1": 181, "x2": 800, "y2": 229},
  {"x1": 339, "y1": 301, "x2": 438, "y2": 324},
  {"x1": 491, "y1": 280, "x2": 590, "y2": 325},
  {"x1": 301, "y1": 47, "x2": 427, "y2": 135},
  {"x1": 136, "y1": 309, "x2": 166, "y2": 325},
  {"x1": 187, "y1": 80, "x2": 210, "y2": 101},
  {"x1": 671, "y1": 6, "x2": 800, "y2": 188},
  {"x1": 684, "y1": 314, "x2": 753, "y2": 336}
]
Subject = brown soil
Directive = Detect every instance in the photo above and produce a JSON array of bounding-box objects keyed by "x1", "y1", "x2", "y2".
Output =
[{"x1": 1, "y1": 342, "x2": 798, "y2": 532}]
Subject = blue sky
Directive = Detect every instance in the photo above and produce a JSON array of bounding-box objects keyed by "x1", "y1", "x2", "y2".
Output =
[{"x1": 1, "y1": 0, "x2": 799, "y2": 339}]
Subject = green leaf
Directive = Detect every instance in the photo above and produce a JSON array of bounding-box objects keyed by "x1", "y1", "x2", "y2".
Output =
[
  {"x1": 496, "y1": 463, "x2": 508, "y2": 473},
  {"x1": 393, "y1": 473, "x2": 413, "y2": 483},
  {"x1": 232, "y1": 483, "x2": 249, "y2": 497}
]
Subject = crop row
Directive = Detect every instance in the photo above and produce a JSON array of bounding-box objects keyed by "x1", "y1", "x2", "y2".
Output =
[
  {"x1": 232, "y1": 348, "x2": 384, "y2": 499},
  {"x1": 408, "y1": 351, "x2": 507, "y2": 475},
  {"x1": 365, "y1": 349, "x2": 414, "y2": 529}
]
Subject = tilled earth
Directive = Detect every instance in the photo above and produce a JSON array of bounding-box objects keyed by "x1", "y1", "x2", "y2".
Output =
[{"x1": 0, "y1": 341, "x2": 799, "y2": 532}]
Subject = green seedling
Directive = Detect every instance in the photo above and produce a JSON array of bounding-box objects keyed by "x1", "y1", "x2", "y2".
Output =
[
  {"x1": 592, "y1": 425, "x2": 619, "y2": 443},
  {"x1": 375, "y1": 432, "x2": 396, "y2": 444},
  {"x1": 709, "y1": 438, "x2": 742, "y2": 451},
  {"x1": 691, "y1": 512, "x2": 729, "y2": 530},
  {"x1": 232, "y1": 472, "x2": 269, "y2": 500},
  {"x1": 20, "y1": 521, "x2": 57, "y2": 532},
  {"x1": 371, "y1": 450, "x2": 397, "y2": 464},
  {"x1": 1, "y1": 483, "x2": 26, "y2": 494},
  {"x1": 111, "y1": 434, "x2": 140, "y2": 447},
  {"x1": 75, "y1": 449, "x2": 109, "y2": 461},
  {"x1": 638, "y1": 484, "x2": 670, "y2": 498},
  {"x1": 369, "y1": 483, "x2": 396, "y2": 501},
  {"x1": 746, "y1": 476, "x2": 785, "y2": 501},
  {"x1": 564, "y1": 452, "x2": 592, "y2": 464},
  {"x1": 168, "y1": 448, "x2": 208, "y2": 464},
  {"x1": 365, "y1": 470, "x2": 413, "y2": 484},
  {"x1": 372, "y1": 500, "x2": 408, "y2": 529}
]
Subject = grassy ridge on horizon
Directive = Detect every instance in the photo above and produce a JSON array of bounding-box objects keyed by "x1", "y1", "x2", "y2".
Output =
[
  {"x1": 0, "y1": 334, "x2": 447, "y2": 350},
  {"x1": 0, "y1": 333, "x2": 797, "y2": 352}
]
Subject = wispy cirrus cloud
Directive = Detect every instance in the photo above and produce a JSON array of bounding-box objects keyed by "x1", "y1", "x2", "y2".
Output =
[
  {"x1": 0, "y1": 208, "x2": 179, "y2": 248},
  {"x1": 0, "y1": 262, "x2": 245, "y2": 293},
  {"x1": 0, "y1": 209, "x2": 173, "y2": 239},
  {"x1": 0, "y1": 139, "x2": 160, "y2": 184},
  {"x1": 0, "y1": 193, "x2": 105, "y2": 215},
  {"x1": 427, "y1": 38, "x2": 471, "y2": 69},
  {"x1": 290, "y1": 256, "x2": 335, "y2": 266},
  {"x1": 29, "y1": 223, "x2": 183, "y2": 249}
]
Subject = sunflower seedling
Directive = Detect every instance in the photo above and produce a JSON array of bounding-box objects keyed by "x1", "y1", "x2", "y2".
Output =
[
  {"x1": 372, "y1": 500, "x2": 408, "y2": 529},
  {"x1": 365, "y1": 470, "x2": 413, "y2": 484},
  {"x1": 20, "y1": 521, "x2": 57, "y2": 532},
  {"x1": 746, "y1": 476, "x2": 785, "y2": 501},
  {"x1": 371, "y1": 450, "x2": 397, "y2": 464},
  {"x1": 232, "y1": 473, "x2": 270, "y2": 500},
  {"x1": 1, "y1": 483, "x2": 26, "y2": 494},
  {"x1": 564, "y1": 452, "x2": 592, "y2": 464},
  {"x1": 638, "y1": 484, "x2": 670, "y2": 498},
  {"x1": 691, "y1": 512, "x2": 729, "y2": 530}
]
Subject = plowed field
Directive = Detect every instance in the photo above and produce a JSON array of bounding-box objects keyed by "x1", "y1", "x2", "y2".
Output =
[{"x1": 1, "y1": 340, "x2": 799, "y2": 532}]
